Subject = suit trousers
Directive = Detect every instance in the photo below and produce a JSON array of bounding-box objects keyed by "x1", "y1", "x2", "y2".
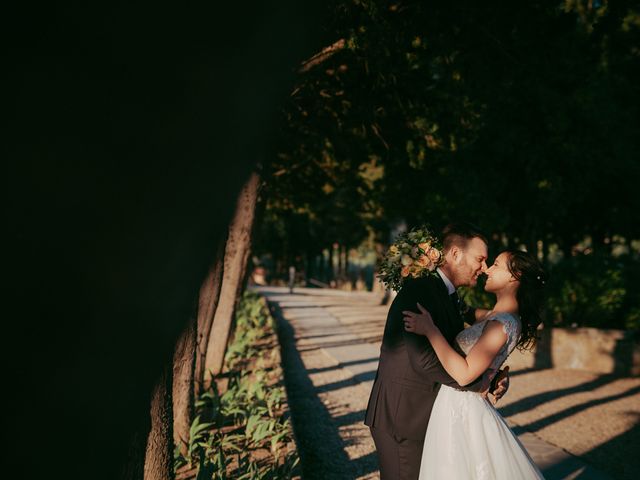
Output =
[{"x1": 370, "y1": 426, "x2": 424, "y2": 480}]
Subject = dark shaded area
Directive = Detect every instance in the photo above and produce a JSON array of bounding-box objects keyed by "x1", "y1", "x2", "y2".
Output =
[
  {"x1": 333, "y1": 410, "x2": 368, "y2": 428},
  {"x1": 508, "y1": 367, "x2": 554, "y2": 378},
  {"x1": 539, "y1": 456, "x2": 601, "y2": 480},
  {"x1": 518, "y1": 415, "x2": 640, "y2": 480},
  {"x1": 533, "y1": 326, "x2": 554, "y2": 369},
  {"x1": 583, "y1": 415, "x2": 640, "y2": 480},
  {"x1": 4, "y1": 2, "x2": 324, "y2": 478},
  {"x1": 613, "y1": 332, "x2": 639, "y2": 376}
]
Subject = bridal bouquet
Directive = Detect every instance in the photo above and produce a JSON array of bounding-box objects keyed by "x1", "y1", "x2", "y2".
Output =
[{"x1": 377, "y1": 226, "x2": 444, "y2": 291}]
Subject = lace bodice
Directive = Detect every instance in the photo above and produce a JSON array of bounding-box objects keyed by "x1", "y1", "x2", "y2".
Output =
[{"x1": 455, "y1": 312, "x2": 521, "y2": 371}]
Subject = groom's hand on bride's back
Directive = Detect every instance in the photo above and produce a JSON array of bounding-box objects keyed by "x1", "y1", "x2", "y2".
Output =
[{"x1": 486, "y1": 366, "x2": 510, "y2": 404}]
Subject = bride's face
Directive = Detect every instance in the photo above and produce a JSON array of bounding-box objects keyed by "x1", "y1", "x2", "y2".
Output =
[{"x1": 484, "y1": 252, "x2": 518, "y2": 293}]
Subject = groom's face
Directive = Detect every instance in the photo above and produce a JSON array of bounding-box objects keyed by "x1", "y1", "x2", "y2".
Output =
[{"x1": 455, "y1": 237, "x2": 488, "y2": 287}]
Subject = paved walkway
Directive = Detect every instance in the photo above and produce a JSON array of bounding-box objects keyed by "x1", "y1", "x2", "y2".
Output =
[{"x1": 258, "y1": 286, "x2": 639, "y2": 480}]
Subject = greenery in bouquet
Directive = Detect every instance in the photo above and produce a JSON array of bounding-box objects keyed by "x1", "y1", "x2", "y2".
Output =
[{"x1": 377, "y1": 226, "x2": 444, "y2": 291}]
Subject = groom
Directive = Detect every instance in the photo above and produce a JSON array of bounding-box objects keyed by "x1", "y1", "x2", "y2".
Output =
[{"x1": 365, "y1": 222, "x2": 510, "y2": 480}]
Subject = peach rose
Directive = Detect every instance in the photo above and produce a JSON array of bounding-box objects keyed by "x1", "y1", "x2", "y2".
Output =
[
  {"x1": 418, "y1": 242, "x2": 431, "y2": 252},
  {"x1": 411, "y1": 265, "x2": 424, "y2": 277},
  {"x1": 401, "y1": 254, "x2": 413, "y2": 266},
  {"x1": 427, "y1": 247, "x2": 441, "y2": 263},
  {"x1": 401, "y1": 265, "x2": 411, "y2": 278},
  {"x1": 417, "y1": 255, "x2": 431, "y2": 268}
]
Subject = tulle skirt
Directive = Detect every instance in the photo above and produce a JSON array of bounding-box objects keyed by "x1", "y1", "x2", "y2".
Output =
[{"x1": 419, "y1": 385, "x2": 545, "y2": 480}]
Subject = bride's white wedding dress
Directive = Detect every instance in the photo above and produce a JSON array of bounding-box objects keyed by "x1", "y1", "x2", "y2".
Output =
[{"x1": 419, "y1": 312, "x2": 545, "y2": 480}]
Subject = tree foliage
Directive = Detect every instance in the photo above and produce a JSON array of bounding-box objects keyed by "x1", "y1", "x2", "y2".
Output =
[{"x1": 255, "y1": 0, "x2": 640, "y2": 325}]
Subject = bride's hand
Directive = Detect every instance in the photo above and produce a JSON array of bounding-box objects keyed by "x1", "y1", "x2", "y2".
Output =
[{"x1": 403, "y1": 303, "x2": 435, "y2": 336}]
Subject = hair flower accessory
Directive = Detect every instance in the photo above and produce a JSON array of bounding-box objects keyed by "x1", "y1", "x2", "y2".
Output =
[{"x1": 377, "y1": 225, "x2": 444, "y2": 291}]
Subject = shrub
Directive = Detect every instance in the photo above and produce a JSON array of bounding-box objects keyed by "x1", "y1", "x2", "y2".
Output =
[
  {"x1": 546, "y1": 253, "x2": 634, "y2": 329},
  {"x1": 175, "y1": 291, "x2": 299, "y2": 479}
]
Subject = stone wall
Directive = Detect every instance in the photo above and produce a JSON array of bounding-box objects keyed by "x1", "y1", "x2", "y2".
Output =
[{"x1": 507, "y1": 327, "x2": 640, "y2": 376}]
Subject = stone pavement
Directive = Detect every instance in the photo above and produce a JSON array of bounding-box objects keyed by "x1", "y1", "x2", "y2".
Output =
[{"x1": 257, "y1": 286, "x2": 639, "y2": 480}]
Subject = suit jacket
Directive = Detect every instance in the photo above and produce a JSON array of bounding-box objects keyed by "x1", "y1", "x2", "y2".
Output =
[{"x1": 364, "y1": 274, "x2": 483, "y2": 441}]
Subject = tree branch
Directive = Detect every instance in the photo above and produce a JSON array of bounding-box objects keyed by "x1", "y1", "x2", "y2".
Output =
[{"x1": 298, "y1": 38, "x2": 346, "y2": 73}]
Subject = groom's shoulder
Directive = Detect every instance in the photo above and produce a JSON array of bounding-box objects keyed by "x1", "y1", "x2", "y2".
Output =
[
  {"x1": 389, "y1": 276, "x2": 442, "y2": 315},
  {"x1": 398, "y1": 275, "x2": 441, "y2": 297}
]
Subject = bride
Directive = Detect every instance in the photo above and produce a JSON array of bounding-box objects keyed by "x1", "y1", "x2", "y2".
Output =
[{"x1": 403, "y1": 249, "x2": 546, "y2": 479}]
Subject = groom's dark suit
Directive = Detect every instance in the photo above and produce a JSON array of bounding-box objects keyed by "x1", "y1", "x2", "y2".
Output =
[{"x1": 365, "y1": 273, "x2": 484, "y2": 480}]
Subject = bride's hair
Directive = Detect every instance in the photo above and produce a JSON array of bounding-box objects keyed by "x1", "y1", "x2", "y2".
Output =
[{"x1": 504, "y1": 249, "x2": 548, "y2": 351}]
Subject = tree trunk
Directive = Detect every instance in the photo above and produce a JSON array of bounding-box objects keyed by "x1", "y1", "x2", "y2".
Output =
[
  {"x1": 204, "y1": 172, "x2": 260, "y2": 382},
  {"x1": 172, "y1": 319, "x2": 196, "y2": 458},
  {"x1": 592, "y1": 229, "x2": 607, "y2": 254},
  {"x1": 560, "y1": 236, "x2": 574, "y2": 258},
  {"x1": 193, "y1": 239, "x2": 226, "y2": 398},
  {"x1": 317, "y1": 250, "x2": 327, "y2": 283},
  {"x1": 298, "y1": 38, "x2": 346, "y2": 73},
  {"x1": 542, "y1": 238, "x2": 550, "y2": 266},
  {"x1": 305, "y1": 250, "x2": 314, "y2": 286},
  {"x1": 328, "y1": 246, "x2": 334, "y2": 283},
  {"x1": 144, "y1": 369, "x2": 173, "y2": 480},
  {"x1": 344, "y1": 245, "x2": 349, "y2": 274},
  {"x1": 122, "y1": 430, "x2": 146, "y2": 480}
]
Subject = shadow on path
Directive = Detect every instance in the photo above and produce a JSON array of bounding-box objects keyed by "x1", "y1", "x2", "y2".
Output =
[
  {"x1": 536, "y1": 416, "x2": 639, "y2": 480},
  {"x1": 306, "y1": 357, "x2": 379, "y2": 375},
  {"x1": 580, "y1": 414, "x2": 640, "y2": 480},
  {"x1": 270, "y1": 301, "x2": 379, "y2": 479},
  {"x1": 511, "y1": 385, "x2": 640, "y2": 436},
  {"x1": 508, "y1": 367, "x2": 553, "y2": 378},
  {"x1": 315, "y1": 372, "x2": 377, "y2": 394},
  {"x1": 499, "y1": 374, "x2": 624, "y2": 418},
  {"x1": 297, "y1": 337, "x2": 382, "y2": 353}
]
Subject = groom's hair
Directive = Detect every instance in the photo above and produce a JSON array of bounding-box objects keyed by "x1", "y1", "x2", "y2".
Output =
[{"x1": 441, "y1": 222, "x2": 488, "y2": 253}]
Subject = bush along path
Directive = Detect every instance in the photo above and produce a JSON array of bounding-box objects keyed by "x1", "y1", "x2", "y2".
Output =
[{"x1": 174, "y1": 291, "x2": 299, "y2": 480}]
